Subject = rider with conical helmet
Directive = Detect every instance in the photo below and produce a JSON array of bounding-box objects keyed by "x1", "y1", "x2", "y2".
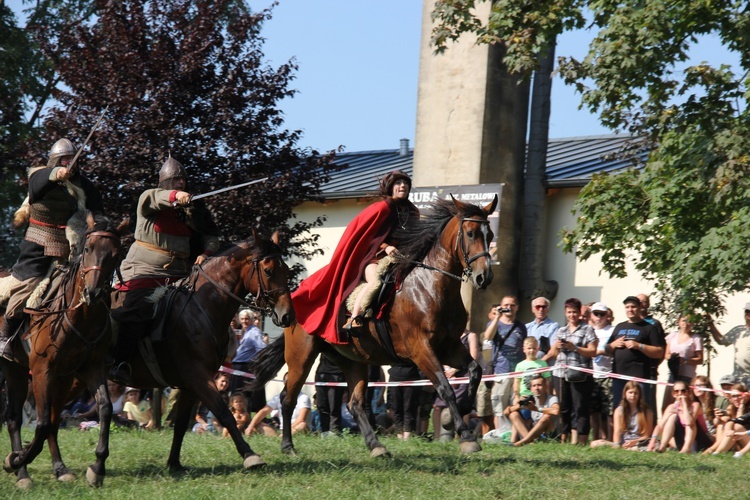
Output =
[{"x1": 0, "y1": 138, "x2": 104, "y2": 360}]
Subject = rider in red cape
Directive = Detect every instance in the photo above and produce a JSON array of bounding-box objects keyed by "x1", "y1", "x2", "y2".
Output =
[{"x1": 292, "y1": 170, "x2": 418, "y2": 344}]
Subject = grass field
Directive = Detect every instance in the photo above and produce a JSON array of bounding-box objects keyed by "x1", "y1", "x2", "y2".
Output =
[{"x1": 0, "y1": 427, "x2": 739, "y2": 499}]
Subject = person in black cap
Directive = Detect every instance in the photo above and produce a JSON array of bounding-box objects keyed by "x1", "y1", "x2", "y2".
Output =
[{"x1": 604, "y1": 296, "x2": 665, "y2": 413}]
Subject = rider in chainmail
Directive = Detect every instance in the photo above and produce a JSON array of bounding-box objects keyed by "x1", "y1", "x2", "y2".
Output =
[
  {"x1": 0, "y1": 139, "x2": 104, "y2": 360},
  {"x1": 109, "y1": 156, "x2": 220, "y2": 381}
]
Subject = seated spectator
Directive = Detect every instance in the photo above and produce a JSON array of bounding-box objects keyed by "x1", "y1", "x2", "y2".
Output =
[
  {"x1": 504, "y1": 374, "x2": 559, "y2": 447},
  {"x1": 710, "y1": 383, "x2": 750, "y2": 455},
  {"x1": 193, "y1": 372, "x2": 230, "y2": 435},
  {"x1": 591, "y1": 380, "x2": 653, "y2": 449},
  {"x1": 224, "y1": 393, "x2": 251, "y2": 437},
  {"x1": 246, "y1": 374, "x2": 312, "y2": 437},
  {"x1": 691, "y1": 375, "x2": 717, "y2": 436},
  {"x1": 123, "y1": 387, "x2": 152, "y2": 428},
  {"x1": 661, "y1": 315, "x2": 703, "y2": 413},
  {"x1": 703, "y1": 378, "x2": 742, "y2": 454},
  {"x1": 649, "y1": 380, "x2": 712, "y2": 453}
]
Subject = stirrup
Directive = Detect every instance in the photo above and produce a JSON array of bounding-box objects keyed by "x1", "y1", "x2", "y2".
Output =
[
  {"x1": 342, "y1": 315, "x2": 364, "y2": 331},
  {"x1": 109, "y1": 362, "x2": 132, "y2": 382}
]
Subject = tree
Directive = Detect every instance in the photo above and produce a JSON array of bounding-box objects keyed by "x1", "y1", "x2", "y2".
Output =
[
  {"x1": 432, "y1": 0, "x2": 750, "y2": 320},
  {"x1": 11, "y1": 0, "x2": 339, "y2": 277}
]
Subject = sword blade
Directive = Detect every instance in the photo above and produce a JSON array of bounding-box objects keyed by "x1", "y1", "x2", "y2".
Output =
[
  {"x1": 68, "y1": 106, "x2": 109, "y2": 174},
  {"x1": 174, "y1": 177, "x2": 269, "y2": 206}
]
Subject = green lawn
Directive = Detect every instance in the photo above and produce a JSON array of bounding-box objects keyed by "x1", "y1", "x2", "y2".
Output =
[{"x1": 0, "y1": 428, "x2": 738, "y2": 498}]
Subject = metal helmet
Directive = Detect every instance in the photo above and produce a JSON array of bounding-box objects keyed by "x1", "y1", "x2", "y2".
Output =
[
  {"x1": 158, "y1": 156, "x2": 187, "y2": 189},
  {"x1": 47, "y1": 138, "x2": 76, "y2": 168}
]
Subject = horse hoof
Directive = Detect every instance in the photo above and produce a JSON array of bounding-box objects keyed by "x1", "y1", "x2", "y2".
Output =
[
  {"x1": 86, "y1": 467, "x2": 104, "y2": 487},
  {"x1": 243, "y1": 455, "x2": 266, "y2": 469},
  {"x1": 57, "y1": 472, "x2": 77, "y2": 482},
  {"x1": 15, "y1": 477, "x2": 33, "y2": 490},
  {"x1": 370, "y1": 446, "x2": 391, "y2": 459},
  {"x1": 3, "y1": 453, "x2": 19, "y2": 473},
  {"x1": 281, "y1": 447, "x2": 298, "y2": 456},
  {"x1": 459, "y1": 440, "x2": 482, "y2": 454}
]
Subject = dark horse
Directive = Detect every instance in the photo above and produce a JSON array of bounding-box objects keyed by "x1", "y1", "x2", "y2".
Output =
[
  {"x1": 249, "y1": 196, "x2": 497, "y2": 457},
  {"x1": 112, "y1": 232, "x2": 294, "y2": 471},
  {"x1": 1, "y1": 215, "x2": 125, "y2": 488}
]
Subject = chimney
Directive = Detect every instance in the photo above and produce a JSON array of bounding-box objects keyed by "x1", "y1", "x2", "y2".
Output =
[{"x1": 399, "y1": 138, "x2": 410, "y2": 156}]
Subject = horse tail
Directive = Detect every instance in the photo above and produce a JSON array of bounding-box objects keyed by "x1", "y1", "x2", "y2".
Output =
[{"x1": 246, "y1": 333, "x2": 286, "y2": 390}]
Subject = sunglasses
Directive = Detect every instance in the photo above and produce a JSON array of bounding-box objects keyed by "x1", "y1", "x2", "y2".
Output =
[
  {"x1": 592, "y1": 311, "x2": 607, "y2": 317},
  {"x1": 534, "y1": 305, "x2": 549, "y2": 310}
]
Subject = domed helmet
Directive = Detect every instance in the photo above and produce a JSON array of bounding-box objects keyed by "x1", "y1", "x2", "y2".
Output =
[
  {"x1": 158, "y1": 156, "x2": 187, "y2": 189},
  {"x1": 47, "y1": 138, "x2": 77, "y2": 168}
]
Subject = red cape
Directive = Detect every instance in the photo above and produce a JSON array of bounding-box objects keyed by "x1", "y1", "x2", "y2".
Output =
[{"x1": 292, "y1": 199, "x2": 396, "y2": 344}]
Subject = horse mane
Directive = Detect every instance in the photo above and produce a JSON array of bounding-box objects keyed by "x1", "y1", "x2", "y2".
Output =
[{"x1": 392, "y1": 198, "x2": 486, "y2": 277}]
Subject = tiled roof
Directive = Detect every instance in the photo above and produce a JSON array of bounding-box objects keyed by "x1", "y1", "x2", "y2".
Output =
[{"x1": 323, "y1": 134, "x2": 646, "y2": 197}]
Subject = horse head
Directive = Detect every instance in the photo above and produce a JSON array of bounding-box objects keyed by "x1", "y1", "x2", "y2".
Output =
[
  {"x1": 79, "y1": 213, "x2": 128, "y2": 305},
  {"x1": 451, "y1": 194, "x2": 498, "y2": 290},
  {"x1": 238, "y1": 230, "x2": 295, "y2": 328}
]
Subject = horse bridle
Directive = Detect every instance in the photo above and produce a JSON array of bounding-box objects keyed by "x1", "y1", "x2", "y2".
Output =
[
  {"x1": 195, "y1": 251, "x2": 289, "y2": 315},
  {"x1": 407, "y1": 216, "x2": 492, "y2": 282}
]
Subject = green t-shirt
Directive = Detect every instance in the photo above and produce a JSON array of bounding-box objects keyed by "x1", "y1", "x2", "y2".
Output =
[{"x1": 515, "y1": 358, "x2": 550, "y2": 396}]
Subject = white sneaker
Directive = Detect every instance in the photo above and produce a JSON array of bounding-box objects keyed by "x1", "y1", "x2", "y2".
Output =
[{"x1": 733, "y1": 452, "x2": 744, "y2": 459}]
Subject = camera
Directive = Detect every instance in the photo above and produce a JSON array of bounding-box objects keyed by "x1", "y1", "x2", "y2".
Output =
[
  {"x1": 519, "y1": 395, "x2": 535, "y2": 407},
  {"x1": 496, "y1": 307, "x2": 511, "y2": 313}
]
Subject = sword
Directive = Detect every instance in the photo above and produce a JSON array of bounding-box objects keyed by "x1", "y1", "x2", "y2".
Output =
[
  {"x1": 68, "y1": 106, "x2": 109, "y2": 176},
  {"x1": 172, "y1": 177, "x2": 269, "y2": 206}
]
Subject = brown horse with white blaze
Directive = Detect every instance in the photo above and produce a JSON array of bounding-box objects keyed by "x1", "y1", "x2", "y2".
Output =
[{"x1": 249, "y1": 195, "x2": 497, "y2": 457}]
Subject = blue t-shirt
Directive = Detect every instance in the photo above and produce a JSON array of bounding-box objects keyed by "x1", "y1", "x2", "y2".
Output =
[{"x1": 490, "y1": 320, "x2": 527, "y2": 374}]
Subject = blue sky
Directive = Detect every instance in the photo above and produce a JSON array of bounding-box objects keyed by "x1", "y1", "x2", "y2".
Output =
[{"x1": 7, "y1": 0, "x2": 740, "y2": 153}]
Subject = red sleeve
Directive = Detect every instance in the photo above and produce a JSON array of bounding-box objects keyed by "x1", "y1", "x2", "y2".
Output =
[{"x1": 168, "y1": 190, "x2": 178, "y2": 204}]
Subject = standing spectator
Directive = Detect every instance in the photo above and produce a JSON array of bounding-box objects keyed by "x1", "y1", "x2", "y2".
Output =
[
  {"x1": 388, "y1": 363, "x2": 422, "y2": 441},
  {"x1": 661, "y1": 315, "x2": 703, "y2": 412},
  {"x1": 315, "y1": 353, "x2": 346, "y2": 437},
  {"x1": 483, "y1": 296, "x2": 527, "y2": 431},
  {"x1": 504, "y1": 374, "x2": 559, "y2": 447},
  {"x1": 637, "y1": 293, "x2": 666, "y2": 415},
  {"x1": 512, "y1": 337, "x2": 550, "y2": 400},
  {"x1": 231, "y1": 309, "x2": 267, "y2": 414},
  {"x1": 709, "y1": 303, "x2": 750, "y2": 388},
  {"x1": 525, "y1": 297, "x2": 558, "y2": 362},
  {"x1": 591, "y1": 380, "x2": 653, "y2": 449},
  {"x1": 605, "y1": 296, "x2": 665, "y2": 413},
  {"x1": 548, "y1": 297, "x2": 598, "y2": 445},
  {"x1": 590, "y1": 302, "x2": 614, "y2": 440}
]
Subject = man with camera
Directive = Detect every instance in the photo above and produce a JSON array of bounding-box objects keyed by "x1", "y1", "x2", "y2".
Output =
[
  {"x1": 504, "y1": 374, "x2": 559, "y2": 447},
  {"x1": 483, "y1": 296, "x2": 527, "y2": 431}
]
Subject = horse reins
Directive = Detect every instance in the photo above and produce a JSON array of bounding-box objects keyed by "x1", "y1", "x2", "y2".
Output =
[
  {"x1": 194, "y1": 252, "x2": 287, "y2": 314},
  {"x1": 408, "y1": 216, "x2": 492, "y2": 282}
]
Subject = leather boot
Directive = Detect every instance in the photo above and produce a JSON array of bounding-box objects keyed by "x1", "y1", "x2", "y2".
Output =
[{"x1": 0, "y1": 315, "x2": 24, "y2": 361}]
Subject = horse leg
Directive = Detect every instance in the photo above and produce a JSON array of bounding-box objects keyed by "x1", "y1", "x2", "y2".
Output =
[
  {"x1": 45, "y1": 375, "x2": 78, "y2": 482},
  {"x1": 1, "y1": 362, "x2": 33, "y2": 489},
  {"x1": 411, "y1": 344, "x2": 481, "y2": 454},
  {"x1": 281, "y1": 329, "x2": 320, "y2": 455},
  {"x1": 338, "y1": 358, "x2": 390, "y2": 458},
  {"x1": 166, "y1": 389, "x2": 198, "y2": 472},
  {"x1": 81, "y1": 373, "x2": 112, "y2": 486},
  {"x1": 188, "y1": 375, "x2": 265, "y2": 469}
]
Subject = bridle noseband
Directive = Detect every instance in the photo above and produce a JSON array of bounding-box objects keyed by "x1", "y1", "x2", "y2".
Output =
[{"x1": 455, "y1": 217, "x2": 492, "y2": 280}]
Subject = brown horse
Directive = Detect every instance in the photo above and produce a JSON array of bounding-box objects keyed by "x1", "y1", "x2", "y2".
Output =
[
  {"x1": 249, "y1": 196, "x2": 498, "y2": 456},
  {"x1": 112, "y1": 232, "x2": 294, "y2": 471},
  {"x1": 1, "y1": 215, "x2": 125, "y2": 488}
]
